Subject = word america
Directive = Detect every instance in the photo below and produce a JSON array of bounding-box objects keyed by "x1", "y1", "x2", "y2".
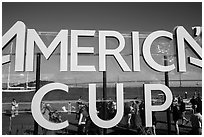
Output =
[{"x1": 2, "y1": 21, "x2": 202, "y2": 73}]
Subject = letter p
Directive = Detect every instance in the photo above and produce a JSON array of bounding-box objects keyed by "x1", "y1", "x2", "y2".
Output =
[{"x1": 144, "y1": 84, "x2": 173, "y2": 127}]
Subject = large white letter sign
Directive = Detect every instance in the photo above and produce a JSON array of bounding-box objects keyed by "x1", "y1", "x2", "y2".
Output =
[
  {"x1": 31, "y1": 83, "x2": 69, "y2": 130},
  {"x1": 143, "y1": 31, "x2": 175, "y2": 72},
  {"x1": 132, "y1": 31, "x2": 140, "y2": 71},
  {"x1": 70, "y1": 30, "x2": 96, "y2": 71},
  {"x1": 2, "y1": 21, "x2": 26, "y2": 71},
  {"x1": 26, "y1": 29, "x2": 68, "y2": 71},
  {"x1": 144, "y1": 84, "x2": 173, "y2": 127},
  {"x1": 89, "y1": 83, "x2": 124, "y2": 128},
  {"x1": 99, "y1": 31, "x2": 131, "y2": 71},
  {"x1": 192, "y1": 26, "x2": 202, "y2": 37},
  {"x1": 175, "y1": 26, "x2": 202, "y2": 72}
]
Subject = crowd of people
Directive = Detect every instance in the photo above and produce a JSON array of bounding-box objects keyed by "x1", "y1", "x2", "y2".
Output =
[
  {"x1": 74, "y1": 93, "x2": 202, "y2": 135},
  {"x1": 75, "y1": 99, "x2": 101, "y2": 134},
  {"x1": 10, "y1": 91, "x2": 202, "y2": 135},
  {"x1": 189, "y1": 92, "x2": 202, "y2": 135},
  {"x1": 172, "y1": 92, "x2": 202, "y2": 135},
  {"x1": 124, "y1": 99, "x2": 157, "y2": 135},
  {"x1": 75, "y1": 97, "x2": 156, "y2": 135}
]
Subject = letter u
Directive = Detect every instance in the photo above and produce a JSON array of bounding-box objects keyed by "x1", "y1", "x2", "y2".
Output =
[{"x1": 89, "y1": 83, "x2": 124, "y2": 128}]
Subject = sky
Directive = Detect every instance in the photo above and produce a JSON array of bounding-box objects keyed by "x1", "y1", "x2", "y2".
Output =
[
  {"x1": 2, "y1": 2, "x2": 202, "y2": 87},
  {"x1": 2, "y1": 2, "x2": 202, "y2": 33}
]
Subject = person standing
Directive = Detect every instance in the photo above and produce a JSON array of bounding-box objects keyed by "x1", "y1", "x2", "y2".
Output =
[
  {"x1": 184, "y1": 92, "x2": 188, "y2": 99},
  {"x1": 124, "y1": 102, "x2": 131, "y2": 128},
  {"x1": 196, "y1": 94, "x2": 202, "y2": 114},
  {"x1": 129, "y1": 101, "x2": 136, "y2": 128},
  {"x1": 41, "y1": 102, "x2": 50, "y2": 135},
  {"x1": 178, "y1": 97, "x2": 189, "y2": 125},
  {"x1": 190, "y1": 106, "x2": 202, "y2": 135},
  {"x1": 11, "y1": 98, "x2": 18, "y2": 117},
  {"x1": 68, "y1": 102, "x2": 72, "y2": 114},
  {"x1": 139, "y1": 100, "x2": 145, "y2": 127},
  {"x1": 78, "y1": 105, "x2": 88, "y2": 134},
  {"x1": 134, "y1": 101, "x2": 140, "y2": 129},
  {"x1": 76, "y1": 96, "x2": 83, "y2": 120},
  {"x1": 172, "y1": 100, "x2": 181, "y2": 135},
  {"x1": 152, "y1": 112, "x2": 157, "y2": 135},
  {"x1": 190, "y1": 96, "x2": 197, "y2": 113}
]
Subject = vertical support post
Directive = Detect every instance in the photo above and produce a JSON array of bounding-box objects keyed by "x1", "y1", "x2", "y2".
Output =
[
  {"x1": 9, "y1": 116, "x2": 12, "y2": 134},
  {"x1": 164, "y1": 55, "x2": 171, "y2": 135},
  {"x1": 34, "y1": 53, "x2": 41, "y2": 135},
  {"x1": 179, "y1": 73, "x2": 182, "y2": 87},
  {"x1": 102, "y1": 71, "x2": 107, "y2": 134}
]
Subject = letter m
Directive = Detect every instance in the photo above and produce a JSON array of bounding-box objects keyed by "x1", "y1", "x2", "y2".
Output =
[
  {"x1": 2, "y1": 21, "x2": 26, "y2": 71},
  {"x1": 26, "y1": 29, "x2": 68, "y2": 71}
]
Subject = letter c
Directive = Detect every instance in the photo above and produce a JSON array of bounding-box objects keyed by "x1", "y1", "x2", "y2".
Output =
[
  {"x1": 31, "y1": 83, "x2": 69, "y2": 130},
  {"x1": 143, "y1": 31, "x2": 175, "y2": 72}
]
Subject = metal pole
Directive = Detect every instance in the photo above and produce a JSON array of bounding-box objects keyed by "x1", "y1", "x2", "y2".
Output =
[
  {"x1": 102, "y1": 71, "x2": 107, "y2": 135},
  {"x1": 34, "y1": 53, "x2": 41, "y2": 135},
  {"x1": 164, "y1": 55, "x2": 171, "y2": 135},
  {"x1": 179, "y1": 73, "x2": 182, "y2": 87},
  {"x1": 9, "y1": 116, "x2": 12, "y2": 134}
]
